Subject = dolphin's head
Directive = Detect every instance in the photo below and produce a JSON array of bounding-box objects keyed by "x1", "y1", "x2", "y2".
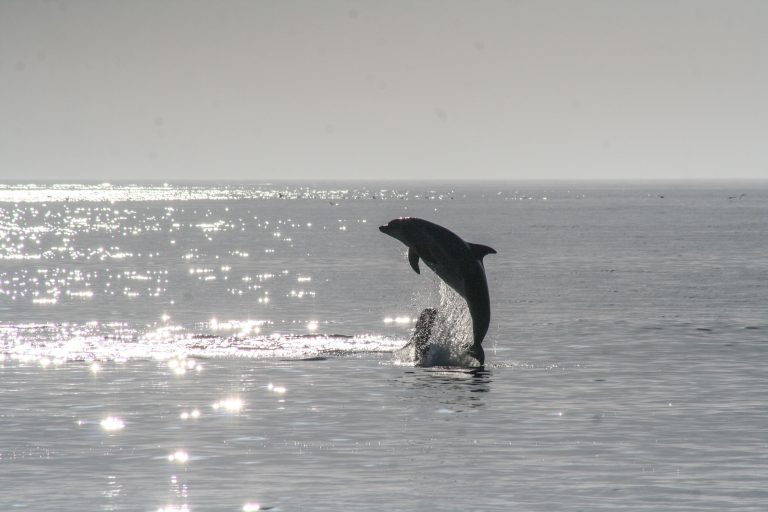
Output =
[{"x1": 379, "y1": 217, "x2": 413, "y2": 244}]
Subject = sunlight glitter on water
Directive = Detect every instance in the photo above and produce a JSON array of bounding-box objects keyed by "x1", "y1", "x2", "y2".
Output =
[
  {"x1": 0, "y1": 319, "x2": 404, "y2": 363},
  {"x1": 156, "y1": 505, "x2": 189, "y2": 512},
  {"x1": 210, "y1": 318, "x2": 266, "y2": 335},
  {"x1": 179, "y1": 409, "x2": 201, "y2": 420},
  {"x1": 212, "y1": 398, "x2": 244, "y2": 413},
  {"x1": 167, "y1": 450, "x2": 190, "y2": 464},
  {"x1": 0, "y1": 182, "x2": 419, "y2": 203},
  {"x1": 383, "y1": 316, "x2": 416, "y2": 324},
  {"x1": 167, "y1": 358, "x2": 201, "y2": 375},
  {"x1": 100, "y1": 416, "x2": 125, "y2": 431}
]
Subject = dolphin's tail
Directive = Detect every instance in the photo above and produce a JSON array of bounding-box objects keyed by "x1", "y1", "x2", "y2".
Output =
[
  {"x1": 467, "y1": 343, "x2": 485, "y2": 365},
  {"x1": 466, "y1": 275, "x2": 491, "y2": 346}
]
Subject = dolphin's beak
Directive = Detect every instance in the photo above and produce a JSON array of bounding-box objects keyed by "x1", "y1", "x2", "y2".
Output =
[{"x1": 378, "y1": 225, "x2": 390, "y2": 235}]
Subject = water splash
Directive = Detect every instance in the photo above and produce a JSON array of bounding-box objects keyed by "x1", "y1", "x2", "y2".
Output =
[
  {"x1": 431, "y1": 281, "x2": 473, "y2": 347},
  {"x1": 395, "y1": 279, "x2": 477, "y2": 367}
]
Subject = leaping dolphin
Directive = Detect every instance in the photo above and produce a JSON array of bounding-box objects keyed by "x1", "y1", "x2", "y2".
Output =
[{"x1": 379, "y1": 217, "x2": 496, "y2": 365}]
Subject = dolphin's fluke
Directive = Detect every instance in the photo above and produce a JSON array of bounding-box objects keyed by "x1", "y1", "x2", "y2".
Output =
[
  {"x1": 408, "y1": 247, "x2": 421, "y2": 274},
  {"x1": 467, "y1": 343, "x2": 485, "y2": 366},
  {"x1": 468, "y1": 243, "x2": 497, "y2": 260}
]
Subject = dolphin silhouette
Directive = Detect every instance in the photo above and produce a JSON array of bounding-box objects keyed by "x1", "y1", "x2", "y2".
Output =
[{"x1": 379, "y1": 217, "x2": 496, "y2": 364}]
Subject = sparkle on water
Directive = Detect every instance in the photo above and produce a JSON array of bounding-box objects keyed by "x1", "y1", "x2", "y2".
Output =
[
  {"x1": 100, "y1": 416, "x2": 125, "y2": 431},
  {"x1": 167, "y1": 450, "x2": 190, "y2": 464},
  {"x1": 179, "y1": 409, "x2": 201, "y2": 420},
  {"x1": 1, "y1": 182, "x2": 427, "y2": 362},
  {"x1": 156, "y1": 506, "x2": 190, "y2": 512},
  {"x1": 212, "y1": 397, "x2": 244, "y2": 413}
]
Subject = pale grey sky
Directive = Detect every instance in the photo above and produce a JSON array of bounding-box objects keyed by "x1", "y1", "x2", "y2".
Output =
[{"x1": 1, "y1": 1, "x2": 766, "y2": 181}]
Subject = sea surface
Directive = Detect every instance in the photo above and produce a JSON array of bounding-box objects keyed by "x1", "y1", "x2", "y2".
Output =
[{"x1": 0, "y1": 181, "x2": 766, "y2": 511}]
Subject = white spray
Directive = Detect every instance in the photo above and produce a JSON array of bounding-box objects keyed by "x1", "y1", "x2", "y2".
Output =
[{"x1": 399, "y1": 276, "x2": 477, "y2": 366}]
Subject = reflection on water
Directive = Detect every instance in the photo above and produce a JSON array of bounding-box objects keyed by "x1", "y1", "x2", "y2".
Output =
[{"x1": 397, "y1": 367, "x2": 491, "y2": 411}]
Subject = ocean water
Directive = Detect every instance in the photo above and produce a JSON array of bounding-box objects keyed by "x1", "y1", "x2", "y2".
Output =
[{"x1": 0, "y1": 181, "x2": 766, "y2": 511}]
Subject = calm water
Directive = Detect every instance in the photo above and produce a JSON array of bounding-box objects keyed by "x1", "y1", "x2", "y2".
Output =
[{"x1": 0, "y1": 181, "x2": 766, "y2": 511}]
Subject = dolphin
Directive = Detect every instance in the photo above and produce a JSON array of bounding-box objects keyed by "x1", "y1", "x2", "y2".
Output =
[{"x1": 379, "y1": 217, "x2": 496, "y2": 365}]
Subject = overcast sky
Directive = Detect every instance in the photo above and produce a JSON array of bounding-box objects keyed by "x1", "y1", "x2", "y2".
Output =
[{"x1": 1, "y1": 1, "x2": 766, "y2": 181}]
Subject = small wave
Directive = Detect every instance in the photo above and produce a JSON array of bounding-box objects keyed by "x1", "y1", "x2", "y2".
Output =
[{"x1": 0, "y1": 322, "x2": 404, "y2": 364}]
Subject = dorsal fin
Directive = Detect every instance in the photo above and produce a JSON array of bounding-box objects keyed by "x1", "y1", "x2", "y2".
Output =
[
  {"x1": 469, "y1": 243, "x2": 497, "y2": 260},
  {"x1": 408, "y1": 247, "x2": 421, "y2": 274}
]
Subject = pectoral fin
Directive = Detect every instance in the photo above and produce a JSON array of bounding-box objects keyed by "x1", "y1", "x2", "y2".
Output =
[
  {"x1": 408, "y1": 247, "x2": 421, "y2": 274},
  {"x1": 469, "y1": 243, "x2": 497, "y2": 261}
]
